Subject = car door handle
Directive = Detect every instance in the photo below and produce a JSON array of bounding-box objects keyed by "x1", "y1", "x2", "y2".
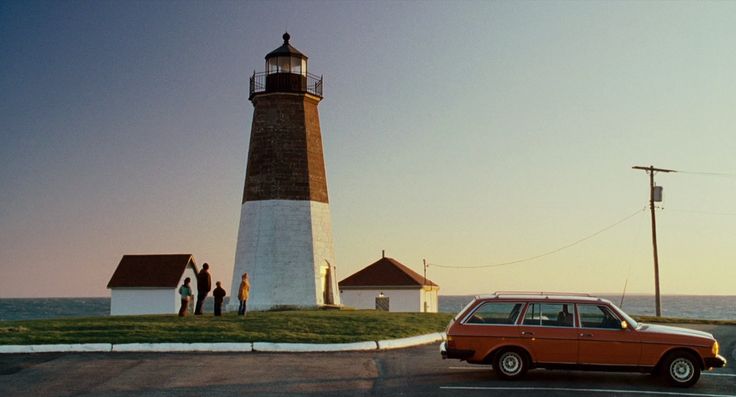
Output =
[
  {"x1": 579, "y1": 333, "x2": 593, "y2": 337},
  {"x1": 521, "y1": 331, "x2": 534, "y2": 336}
]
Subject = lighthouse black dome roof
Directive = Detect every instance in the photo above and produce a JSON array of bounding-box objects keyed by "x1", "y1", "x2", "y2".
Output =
[{"x1": 265, "y1": 32, "x2": 307, "y2": 60}]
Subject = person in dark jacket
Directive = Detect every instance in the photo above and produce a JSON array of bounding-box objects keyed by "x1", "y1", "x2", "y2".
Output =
[
  {"x1": 212, "y1": 281, "x2": 226, "y2": 316},
  {"x1": 194, "y1": 263, "x2": 212, "y2": 315}
]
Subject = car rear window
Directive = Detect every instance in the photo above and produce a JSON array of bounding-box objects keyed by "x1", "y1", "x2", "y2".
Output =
[
  {"x1": 522, "y1": 303, "x2": 575, "y2": 327},
  {"x1": 465, "y1": 302, "x2": 524, "y2": 325}
]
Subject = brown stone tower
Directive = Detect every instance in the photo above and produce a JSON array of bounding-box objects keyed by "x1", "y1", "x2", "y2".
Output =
[{"x1": 230, "y1": 33, "x2": 339, "y2": 310}]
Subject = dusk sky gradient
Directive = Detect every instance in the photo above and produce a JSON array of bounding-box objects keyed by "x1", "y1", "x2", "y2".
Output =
[{"x1": 1, "y1": 1, "x2": 735, "y2": 298}]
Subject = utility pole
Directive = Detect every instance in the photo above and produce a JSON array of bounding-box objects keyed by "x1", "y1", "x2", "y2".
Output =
[
  {"x1": 632, "y1": 165, "x2": 676, "y2": 317},
  {"x1": 422, "y1": 259, "x2": 428, "y2": 313}
]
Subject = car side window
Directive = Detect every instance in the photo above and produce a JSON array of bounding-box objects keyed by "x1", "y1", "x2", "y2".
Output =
[
  {"x1": 465, "y1": 302, "x2": 524, "y2": 325},
  {"x1": 522, "y1": 303, "x2": 575, "y2": 327},
  {"x1": 578, "y1": 304, "x2": 622, "y2": 329}
]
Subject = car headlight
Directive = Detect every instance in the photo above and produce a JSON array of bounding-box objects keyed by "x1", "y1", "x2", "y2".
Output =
[{"x1": 712, "y1": 340, "x2": 719, "y2": 356}]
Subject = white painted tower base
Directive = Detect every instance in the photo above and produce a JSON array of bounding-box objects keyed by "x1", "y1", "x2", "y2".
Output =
[{"x1": 229, "y1": 200, "x2": 340, "y2": 311}]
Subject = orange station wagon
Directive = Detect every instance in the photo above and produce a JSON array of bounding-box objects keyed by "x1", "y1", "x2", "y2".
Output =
[{"x1": 441, "y1": 292, "x2": 726, "y2": 387}]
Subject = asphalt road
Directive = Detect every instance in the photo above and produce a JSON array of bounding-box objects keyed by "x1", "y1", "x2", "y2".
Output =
[{"x1": 1, "y1": 324, "x2": 734, "y2": 397}]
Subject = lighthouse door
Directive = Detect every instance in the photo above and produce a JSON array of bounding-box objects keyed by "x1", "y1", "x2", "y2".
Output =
[{"x1": 320, "y1": 262, "x2": 334, "y2": 305}]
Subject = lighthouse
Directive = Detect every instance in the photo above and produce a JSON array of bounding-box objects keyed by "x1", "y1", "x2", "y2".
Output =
[{"x1": 230, "y1": 33, "x2": 339, "y2": 310}]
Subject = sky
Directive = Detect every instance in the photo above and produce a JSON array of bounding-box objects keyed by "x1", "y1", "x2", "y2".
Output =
[{"x1": 1, "y1": 0, "x2": 735, "y2": 299}]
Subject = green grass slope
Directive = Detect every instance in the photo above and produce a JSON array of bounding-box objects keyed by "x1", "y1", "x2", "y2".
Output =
[{"x1": 0, "y1": 310, "x2": 453, "y2": 345}]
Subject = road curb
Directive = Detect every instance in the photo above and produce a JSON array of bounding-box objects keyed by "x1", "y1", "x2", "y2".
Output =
[
  {"x1": 377, "y1": 332, "x2": 446, "y2": 350},
  {"x1": 253, "y1": 341, "x2": 378, "y2": 352},
  {"x1": 0, "y1": 343, "x2": 113, "y2": 353},
  {"x1": 0, "y1": 333, "x2": 446, "y2": 354},
  {"x1": 112, "y1": 343, "x2": 254, "y2": 352}
]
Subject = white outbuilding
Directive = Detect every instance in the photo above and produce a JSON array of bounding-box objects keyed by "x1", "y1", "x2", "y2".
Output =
[
  {"x1": 107, "y1": 254, "x2": 199, "y2": 316},
  {"x1": 338, "y1": 256, "x2": 439, "y2": 312}
]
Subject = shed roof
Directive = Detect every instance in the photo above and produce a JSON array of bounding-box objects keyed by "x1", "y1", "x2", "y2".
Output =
[
  {"x1": 107, "y1": 254, "x2": 197, "y2": 288},
  {"x1": 339, "y1": 257, "x2": 437, "y2": 288}
]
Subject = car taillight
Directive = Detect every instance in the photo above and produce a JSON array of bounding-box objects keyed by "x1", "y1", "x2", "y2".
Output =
[
  {"x1": 713, "y1": 340, "x2": 719, "y2": 356},
  {"x1": 446, "y1": 335, "x2": 456, "y2": 350}
]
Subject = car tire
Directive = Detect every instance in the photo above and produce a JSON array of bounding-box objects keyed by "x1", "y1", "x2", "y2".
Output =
[
  {"x1": 494, "y1": 349, "x2": 528, "y2": 380},
  {"x1": 663, "y1": 351, "x2": 700, "y2": 387}
]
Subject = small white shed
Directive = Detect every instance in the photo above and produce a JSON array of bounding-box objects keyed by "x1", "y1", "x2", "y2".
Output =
[
  {"x1": 338, "y1": 256, "x2": 439, "y2": 313},
  {"x1": 107, "y1": 254, "x2": 199, "y2": 316}
]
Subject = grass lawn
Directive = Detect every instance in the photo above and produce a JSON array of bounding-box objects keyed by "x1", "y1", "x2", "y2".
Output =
[{"x1": 0, "y1": 310, "x2": 453, "y2": 345}]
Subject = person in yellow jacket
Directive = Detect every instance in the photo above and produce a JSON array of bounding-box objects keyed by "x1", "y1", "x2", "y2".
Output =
[{"x1": 237, "y1": 272, "x2": 250, "y2": 316}]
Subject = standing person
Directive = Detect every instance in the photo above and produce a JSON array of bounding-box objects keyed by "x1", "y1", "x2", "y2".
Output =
[
  {"x1": 237, "y1": 272, "x2": 250, "y2": 317},
  {"x1": 212, "y1": 281, "x2": 226, "y2": 316},
  {"x1": 178, "y1": 277, "x2": 193, "y2": 317},
  {"x1": 194, "y1": 263, "x2": 212, "y2": 315}
]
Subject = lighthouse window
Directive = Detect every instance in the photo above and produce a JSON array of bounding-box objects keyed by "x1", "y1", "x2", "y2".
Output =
[
  {"x1": 278, "y1": 56, "x2": 290, "y2": 73},
  {"x1": 291, "y1": 57, "x2": 302, "y2": 75},
  {"x1": 267, "y1": 58, "x2": 278, "y2": 73},
  {"x1": 267, "y1": 56, "x2": 306, "y2": 75}
]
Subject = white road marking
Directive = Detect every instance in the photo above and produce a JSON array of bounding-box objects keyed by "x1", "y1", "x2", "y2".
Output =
[
  {"x1": 440, "y1": 386, "x2": 736, "y2": 397},
  {"x1": 703, "y1": 372, "x2": 736, "y2": 377},
  {"x1": 449, "y1": 366, "x2": 487, "y2": 370},
  {"x1": 448, "y1": 366, "x2": 736, "y2": 377}
]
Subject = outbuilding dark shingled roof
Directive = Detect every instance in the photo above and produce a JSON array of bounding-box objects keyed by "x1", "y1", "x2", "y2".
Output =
[
  {"x1": 339, "y1": 257, "x2": 437, "y2": 288},
  {"x1": 107, "y1": 254, "x2": 197, "y2": 288}
]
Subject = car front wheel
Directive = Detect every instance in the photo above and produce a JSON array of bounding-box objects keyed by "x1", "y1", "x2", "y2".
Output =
[
  {"x1": 664, "y1": 352, "x2": 700, "y2": 387},
  {"x1": 494, "y1": 349, "x2": 528, "y2": 380}
]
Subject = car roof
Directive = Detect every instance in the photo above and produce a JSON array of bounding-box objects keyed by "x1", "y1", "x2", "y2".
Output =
[{"x1": 474, "y1": 291, "x2": 612, "y2": 304}]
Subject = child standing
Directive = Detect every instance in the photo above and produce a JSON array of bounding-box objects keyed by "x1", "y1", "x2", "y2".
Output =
[
  {"x1": 178, "y1": 277, "x2": 193, "y2": 317},
  {"x1": 213, "y1": 281, "x2": 226, "y2": 316}
]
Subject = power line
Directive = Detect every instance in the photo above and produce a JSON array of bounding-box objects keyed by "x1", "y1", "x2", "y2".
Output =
[
  {"x1": 429, "y1": 207, "x2": 647, "y2": 270},
  {"x1": 676, "y1": 170, "x2": 736, "y2": 178},
  {"x1": 628, "y1": 167, "x2": 736, "y2": 178},
  {"x1": 667, "y1": 208, "x2": 736, "y2": 216}
]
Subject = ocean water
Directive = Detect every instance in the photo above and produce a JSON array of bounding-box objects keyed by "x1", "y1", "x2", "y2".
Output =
[
  {"x1": 0, "y1": 295, "x2": 734, "y2": 322},
  {"x1": 0, "y1": 298, "x2": 110, "y2": 321}
]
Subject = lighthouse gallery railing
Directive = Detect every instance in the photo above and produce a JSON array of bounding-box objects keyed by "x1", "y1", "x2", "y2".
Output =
[{"x1": 249, "y1": 71, "x2": 323, "y2": 99}]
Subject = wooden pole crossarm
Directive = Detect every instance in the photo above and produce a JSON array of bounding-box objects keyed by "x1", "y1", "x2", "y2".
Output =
[{"x1": 632, "y1": 165, "x2": 677, "y2": 173}]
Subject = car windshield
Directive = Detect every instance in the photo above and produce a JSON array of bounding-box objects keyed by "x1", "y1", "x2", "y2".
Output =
[{"x1": 608, "y1": 301, "x2": 639, "y2": 329}]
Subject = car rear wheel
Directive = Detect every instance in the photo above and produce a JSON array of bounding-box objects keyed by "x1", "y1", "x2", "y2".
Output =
[
  {"x1": 494, "y1": 349, "x2": 528, "y2": 380},
  {"x1": 663, "y1": 352, "x2": 700, "y2": 387}
]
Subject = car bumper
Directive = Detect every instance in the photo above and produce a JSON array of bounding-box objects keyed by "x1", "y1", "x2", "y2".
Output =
[
  {"x1": 705, "y1": 355, "x2": 727, "y2": 369},
  {"x1": 440, "y1": 342, "x2": 474, "y2": 360}
]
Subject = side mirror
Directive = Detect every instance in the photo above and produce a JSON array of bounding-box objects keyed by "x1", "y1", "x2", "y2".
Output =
[{"x1": 621, "y1": 320, "x2": 629, "y2": 330}]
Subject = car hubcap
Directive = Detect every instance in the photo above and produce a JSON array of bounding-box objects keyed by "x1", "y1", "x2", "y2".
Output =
[
  {"x1": 501, "y1": 352, "x2": 522, "y2": 375},
  {"x1": 670, "y1": 358, "x2": 694, "y2": 382}
]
